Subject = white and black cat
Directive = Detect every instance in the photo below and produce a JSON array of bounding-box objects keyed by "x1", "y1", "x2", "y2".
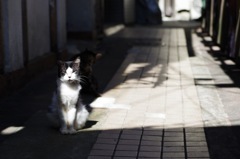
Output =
[{"x1": 48, "y1": 57, "x2": 89, "y2": 134}]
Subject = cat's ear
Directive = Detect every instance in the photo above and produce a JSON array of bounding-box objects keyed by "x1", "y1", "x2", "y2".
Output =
[
  {"x1": 95, "y1": 53, "x2": 102, "y2": 60},
  {"x1": 73, "y1": 57, "x2": 80, "y2": 64},
  {"x1": 73, "y1": 57, "x2": 80, "y2": 70},
  {"x1": 58, "y1": 60, "x2": 64, "y2": 66}
]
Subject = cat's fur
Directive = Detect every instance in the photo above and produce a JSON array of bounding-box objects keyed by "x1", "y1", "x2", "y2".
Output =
[
  {"x1": 72, "y1": 49, "x2": 102, "y2": 97},
  {"x1": 48, "y1": 57, "x2": 89, "y2": 134}
]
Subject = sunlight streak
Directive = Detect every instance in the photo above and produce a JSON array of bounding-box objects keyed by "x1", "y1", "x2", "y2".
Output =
[
  {"x1": 123, "y1": 63, "x2": 150, "y2": 75},
  {"x1": 91, "y1": 97, "x2": 130, "y2": 109},
  {"x1": 104, "y1": 24, "x2": 125, "y2": 36},
  {"x1": 1, "y1": 126, "x2": 24, "y2": 135}
]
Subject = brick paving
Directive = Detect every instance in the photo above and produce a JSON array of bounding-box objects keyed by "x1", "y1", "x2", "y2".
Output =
[
  {"x1": 1, "y1": 25, "x2": 240, "y2": 159},
  {"x1": 88, "y1": 28, "x2": 214, "y2": 158}
]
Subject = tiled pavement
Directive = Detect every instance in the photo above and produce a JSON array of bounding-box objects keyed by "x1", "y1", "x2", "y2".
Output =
[
  {"x1": 1, "y1": 26, "x2": 239, "y2": 159},
  {"x1": 87, "y1": 28, "x2": 226, "y2": 158}
]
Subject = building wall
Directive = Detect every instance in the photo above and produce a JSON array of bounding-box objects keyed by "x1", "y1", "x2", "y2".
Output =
[
  {"x1": 104, "y1": 0, "x2": 124, "y2": 24},
  {"x1": 26, "y1": 0, "x2": 50, "y2": 60},
  {"x1": 0, "y1": 0, "x2": 67, "y2": 96},
  {"x1": 124, "y1": 0, "x2": 135, "y2": 24},
  {"x1": 67, "y1": 0, "x2": 95, "y2": 32},
  {"x1": 2, "y1": 0, "x2": 24, "y2": 73},
  {"x1": 104, "y1": 0, "x2": 135, "y2": 24},
  {"x1": 56, "y1": 0, "x2": 67, "y2": 51}
]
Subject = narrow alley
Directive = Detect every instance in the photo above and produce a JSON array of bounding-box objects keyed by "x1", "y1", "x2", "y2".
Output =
[
  {"x1": 0, "y1": 25, "x2": 240, "y2": 159},
  {"x1": 1, "y1": 0, "x2": 240, "y2": 159}
]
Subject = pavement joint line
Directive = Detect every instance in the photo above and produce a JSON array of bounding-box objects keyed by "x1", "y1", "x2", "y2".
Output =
[
  {"x1": 111, "y1": 129, "x2": 123, "y2": 158},
  {"x1": 135, "y1": 127, "x2": 144, "y2": 159},
  {"x1": 183, "y1": 128, "x2": 187, "y2": 159},
  {"x1": 160, "y1": 129, "x2": 165, "y2": 159}
]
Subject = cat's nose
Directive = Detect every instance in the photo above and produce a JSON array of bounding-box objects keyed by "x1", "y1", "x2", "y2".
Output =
[{"x1": 68, "y1": 76, "x2": 71, "y2": 79}]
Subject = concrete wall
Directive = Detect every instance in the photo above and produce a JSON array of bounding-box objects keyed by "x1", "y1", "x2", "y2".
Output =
[
  {"x1": 124, "y1": 0, "x2": 135, "y2": 24},
  {"x1": 67, "y1": 0, "x2": 95, "y2": 32},
  {"x1": 56, "y1": 0, "x2": 67, "y2": 51},
  {"x1": 2, "y1": 0, "x2": 24, "y2": 73},
  {"x1": 27, "y1": 0, "x2": 50, "y2": 60},
  {"x1": 104, "y1": 0, "x2": 124, "y2": 24},
  {"x1": 104, "y1": 0, "x2": 135, "y2": 24},
  {"x1": 1, "y1": 0, "x2": 67, "y2": 72}
]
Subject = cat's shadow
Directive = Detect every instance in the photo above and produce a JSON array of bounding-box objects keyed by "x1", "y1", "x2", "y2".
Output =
[
  {"x1": 49, "y1": 119, "x2": 98, "y2": 133},
  {"x1": 48, "y1": 109, "x2": 98, "y2": 134},
  {"x1": 83, "y1": 120, "x2": 98, "y2": 129}
]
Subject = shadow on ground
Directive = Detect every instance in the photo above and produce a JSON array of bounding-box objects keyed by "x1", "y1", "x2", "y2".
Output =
[
  {"x1": 196, "y1": 30, "x2": 240, "y2": 159},
  {"x1": 1, "y1": 23, "x2": 240, "y2": 159}
]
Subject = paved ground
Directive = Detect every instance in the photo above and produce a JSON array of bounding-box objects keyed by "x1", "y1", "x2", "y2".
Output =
[
  {"x1": 88, "y1": 28, "x2": 211, "y2": 159},
  {"x1": 1, "y1": 23, "x2": 240, "y2": 159}
]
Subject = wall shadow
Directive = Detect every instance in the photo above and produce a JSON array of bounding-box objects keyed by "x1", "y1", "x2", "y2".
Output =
[
  {"x1": 1, "y1": 116, "x2": 240, "y2": 159},
  {"x1": 195, "y1": 30, "x2": 240, "y2": 159},
  {"x1": 2, "y1": 23, "x2": 240, "y2": 159}
]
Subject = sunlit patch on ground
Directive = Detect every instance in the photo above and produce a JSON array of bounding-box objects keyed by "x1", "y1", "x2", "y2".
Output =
[{"x1": 1, "y1": 126, "x2": 24, "y2": 135}]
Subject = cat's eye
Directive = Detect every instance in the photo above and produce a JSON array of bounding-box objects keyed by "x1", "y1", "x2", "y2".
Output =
[{"x1": 73, "y1": 70, "x2": 79, "y2": 74}]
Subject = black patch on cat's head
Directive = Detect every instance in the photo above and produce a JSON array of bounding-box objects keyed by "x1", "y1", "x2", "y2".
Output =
[
  {"x1": 80, "y1": 48, "x2": 102, "y2": 65},
  {"x1": 70, "y1": 49, "x2": 102, "y2": 76},
  {"x1": 57, "y1": 61, "x2": 67, "y2": 78},
  {"x1": 80, "y1": 49, "x2": 102, "y2": 75},
  {"x1": 57, "y1": 57, "x2": 81, "y2": 77}
]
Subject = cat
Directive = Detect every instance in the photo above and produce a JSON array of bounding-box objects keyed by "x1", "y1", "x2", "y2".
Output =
[
  {"x1": 71, "y1": 49, "x2": 102, "y2": 97},
  {"x1": 48, "y1": 57, "x2": 89, "y2": 134}
]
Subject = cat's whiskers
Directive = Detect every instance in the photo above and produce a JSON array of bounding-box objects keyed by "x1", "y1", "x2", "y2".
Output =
[
  {"x1": 80, "y1": 75, "x2": 89, "y2": 79},
  {"x1": 79, "y1": 77, "x2": 88, "y2": 85}
]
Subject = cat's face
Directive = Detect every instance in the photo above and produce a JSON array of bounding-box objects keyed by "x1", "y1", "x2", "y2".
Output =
[{"x1": 58, "y1": 58, "x2": 80, "y2": 83}]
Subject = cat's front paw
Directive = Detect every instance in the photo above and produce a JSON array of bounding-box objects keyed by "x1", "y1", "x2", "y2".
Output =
[
  {"x1": 60, "y1": 127, "x2": 77, "y2": 135},
  {"x1": 60, "y1": 127, "x2": 68, "y2": 134},
  {"x1": 68, "y1": 127, "x2": 77, "y2": 134}
]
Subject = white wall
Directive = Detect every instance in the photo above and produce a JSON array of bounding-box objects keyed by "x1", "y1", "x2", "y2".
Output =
[{"x1": 159, "y1": 0, "x2": 202, "y2": 21}]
